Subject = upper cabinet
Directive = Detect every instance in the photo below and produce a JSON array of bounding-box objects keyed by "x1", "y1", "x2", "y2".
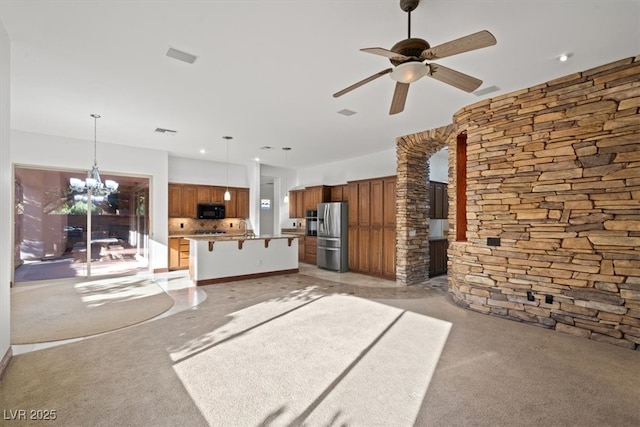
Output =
[
  {"x1": 429, "y1": 181, "x2": 448, "y2": 219},
  {"x1": 168, "y1": 183, "x2": 250, "y2": 218},
  {"x1": 303, "y1": 185, "x2": 331, "y2": 211}
]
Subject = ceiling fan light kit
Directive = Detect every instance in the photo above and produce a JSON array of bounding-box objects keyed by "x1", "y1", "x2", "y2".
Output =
[
  {"x1": 390, "y1": 61, "x2": 429, "y2": 84},
  {"x1": 333, "y1": 0, "x2": 496, "y2": 115}
]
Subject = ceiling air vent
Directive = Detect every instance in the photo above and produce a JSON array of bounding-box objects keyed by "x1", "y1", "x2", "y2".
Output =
[
  {"x1": 260, "y1": 146, "x2": 275, "y2": 150},
  {"x1": 337, "y1": 109, "x2": 357, "y2": 116},
  {"x1": 155, "y1": 128, "x2": 177, "y2": 134},
  {"x1": 166, "y1": 47, "x2": 198, "y2": 64}
]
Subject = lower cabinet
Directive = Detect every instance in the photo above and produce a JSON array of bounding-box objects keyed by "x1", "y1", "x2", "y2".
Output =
[
  {"x1": 429, "y1": 239, "x2": 448, "y2": 277},
  {"x1": 298, "y1": 235, "x2": 305, "y2": 261},
  {"x1": 169, "y1": 237, "x2": 190, "y2": 270},
  {"x1": 305, "y1": 236, "x2": 317, "y2": 265}
]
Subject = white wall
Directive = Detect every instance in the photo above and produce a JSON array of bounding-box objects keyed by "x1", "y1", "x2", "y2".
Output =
[
  {"x1": 429, "y1": 148, "x2": 449, "y2": 182},
  {"x1": 11, "y1": 130, "x2": 170, "y2": 271},
  {"x1": 0, "y1": 18, "x2": 12, "y2": 364},
  {"x1": 168, "y1": 156, "x2": 249, "y2": 188},
  {"x1": 261, "y1": 164, "x2": 292, "y2": 230},
  {"x1": 297, "y1": 148, "x2": 397, "y2": 187}
]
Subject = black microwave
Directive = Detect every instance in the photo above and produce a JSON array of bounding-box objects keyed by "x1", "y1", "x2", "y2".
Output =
[{"x1": 197, "y1": 204, "x2": 225, "y2": 220}]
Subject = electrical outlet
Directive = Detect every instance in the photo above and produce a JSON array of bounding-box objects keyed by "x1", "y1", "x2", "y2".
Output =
[
  {"x1": 230, "y1": 223, "x2": 233, "y2": 228},
  {"x1": 180, "y1": 223, "x2": 184, "y2": 228},
  {"x1": 526, "y1": 290, "x2": 535, "y2": 301},
  {"x1": 293, "y1": 221, "x2": 296, "y2": 227},
  {"x1": 545, "y1": 294, "x2": 554, "y2": 304}
]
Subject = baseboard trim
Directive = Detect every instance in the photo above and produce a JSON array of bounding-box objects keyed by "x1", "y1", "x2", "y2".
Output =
[
  {"x1": 0, "y1": 346, "x2": 13, "y2": 381},
  {"x1": 153, "y1": 268, "x2": 170, "y2": 274},
  {"x1": 196, "y1": 268, "x2": 299, "y2": 286}
]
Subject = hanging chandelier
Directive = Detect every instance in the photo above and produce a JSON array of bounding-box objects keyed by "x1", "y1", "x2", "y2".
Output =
[{"x1": 69, "y1": 114, "x2": 119, "y2": 202}]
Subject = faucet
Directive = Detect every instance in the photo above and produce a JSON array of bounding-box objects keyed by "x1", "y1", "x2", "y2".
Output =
[{"x1": 238, "y1": 218, "x2": 254, "y2": 238}]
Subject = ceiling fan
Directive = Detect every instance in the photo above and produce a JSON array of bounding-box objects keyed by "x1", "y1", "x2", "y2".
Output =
[{"x1": 333, "y1": 0, "x2": 497, "y2": 115}]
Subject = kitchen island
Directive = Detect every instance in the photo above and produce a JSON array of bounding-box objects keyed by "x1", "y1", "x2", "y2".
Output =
[{"x1": 187, "y1": 235, "x2": 299, "y2": 286}]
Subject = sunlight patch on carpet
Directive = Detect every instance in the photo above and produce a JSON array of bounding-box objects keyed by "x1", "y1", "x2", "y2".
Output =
[
  {"x1": 11, "y1": 277, "x2": 174, "y2": 344},
  {"x1": 172, "y1": 294, "x2": 451, "y2": 426}
]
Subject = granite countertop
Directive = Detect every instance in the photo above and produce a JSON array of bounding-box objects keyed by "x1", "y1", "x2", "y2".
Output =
[{"x1": 183, "y1": 234, "x2": 299, "y2": 241}]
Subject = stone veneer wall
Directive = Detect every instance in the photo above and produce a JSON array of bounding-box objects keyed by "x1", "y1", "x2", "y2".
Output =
[
  {"x1": 448, "y1": 56, "x2": 640, "y2": 349},
  {"x1": 396, "y1": 125, "x2": 456, "y2": 285}
]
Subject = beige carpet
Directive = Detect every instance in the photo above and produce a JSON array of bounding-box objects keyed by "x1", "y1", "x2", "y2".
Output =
[{"x1": 10, "y1": 276, "x2": 174, "y2": 344}]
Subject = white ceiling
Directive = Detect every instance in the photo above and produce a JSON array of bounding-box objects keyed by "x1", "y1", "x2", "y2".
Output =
[{"x1": 1, "y1": 0, "x2": 639, "y2": 169}]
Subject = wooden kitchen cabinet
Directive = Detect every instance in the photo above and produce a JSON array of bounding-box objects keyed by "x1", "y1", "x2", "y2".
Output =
[
  {"x1": 347, "y1": 183, "x2": 358, "y2": 226},
  {"x1": 297, "y1": 235, "x2": 305, "y2": 261},
  {"x1": 429, "y1": 239, "x2": 448, "y2": 277},
  {"x1": 169, "y1": 237, "x2": 190, "y2": 270},
  {"x1": 369, "y1": 226, "x2": 383, "y2": 276},
  {"x1": 303, "y1": 185, "x2": 330, "y2": 211},
  {"x1": 236, "y1": 188, "x2": 249, "y2": 219},
  {"x1": 358, "y1": 181, "x2": 370, "y2": 227},
  {"x1": 330, "y1": 185, "x2": 344, "y2": 202},
  {"x1": 288, "y1": 190, "x2": 305, "y2": 218},
  {"x1": 348, "y1": 227, "x2": 358, "y2": 271},
  {"x1": 180, "y1": 185, "x2": 197, "y2": 218},
  {"x1": 383, "y1": 178, "x2": 396, "y2": 227},
  {"x1": 304, "y1": 236, "x2": 317, "y2": 265},
  {"x1": 169, "y1": 183, "x2": 250, "y2": 219},
  {"x1": 430, "y1": 181, "x2": 448, "y2": 219},
  {"x1": 382, "y1": 228, "x2": 396, "y2": 279},
  {"x1": 168, "y1": 184, "x2": 182, "y2": 218},
  {"x1": 370, "y1": 179, "x2": 383, "y2": 227}
]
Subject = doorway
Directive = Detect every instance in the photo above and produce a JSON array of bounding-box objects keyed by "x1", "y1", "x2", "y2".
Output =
[{"x1": 14, "y1": 167, "x2": 150, "y2": 283}]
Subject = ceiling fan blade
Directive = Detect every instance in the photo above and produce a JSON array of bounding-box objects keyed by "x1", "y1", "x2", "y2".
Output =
[
  {"x1": 427, "y1": 63, "x2": 482, "y2": 92},
  {"x1": 361, "y1": 47, "x2": 410, "y2": 62},
  {"x1": 420, "y1": 30, "x2": 497, "y2": 60},
  {"x1": 389, "y1": 82, "x2": 409, "y2": 115},
  {"x1": 333, "y1": 68, "x2": 393, "y2": 98}
]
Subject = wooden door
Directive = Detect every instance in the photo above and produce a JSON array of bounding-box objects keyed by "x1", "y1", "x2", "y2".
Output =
[
  {"x1": 383, "y1": 228, "x2": 396, "y2": 279},
  {"x1": 168, "y1": 184, "x2": 182, "y2": 218},
  {"x1": 348, "y1": 227, "x2": 358, "y2": 271},
  {"x1": 347, "y1": 183, "x2": 358, "y2": 226},
  {"x1": 295, "y1": 190, "x2": 305, "y2": 218},
  {"x1": 357, "y1": 226, "x2": 370, "y2": 273},
  {"x1": 168, "y1": 237, "x2": 180, "y2": 269},
  {"x1": 370, "y1": 179, "x2": 383, "y2": 227},
  {"x1": 182, "y1": 185, "x2": 197, "y2": 218},
  {"x1": 370, "y1": 227, "x2": 383, "y2": 275},
  {"x1": 288, "y1": 191, "x2": 297, "y2": 218},
  {"x1": 358, "y1": 182, "x2": 370, "y2": 227},
  {"x1": 211, "y1": 187, "x2": 225, "y2": 203},
  {"x1": 330, "y1": 185, "x2": 343, "y2": 202},
  {"x1": 197, "y1": 186, "x2": 212, "y2": 204},
  {"x1": 224, "y1": 188, "x2": 238, "y2": 218},
  {"x1": 236, "y1": 188, "x2": 249, "y2": 218},
  {"x1": 434, "y1": 183, "x2": 444, "y2": 219},
  {"x1": 383, "y1": 178, "x2": 396, "y2": 227}
]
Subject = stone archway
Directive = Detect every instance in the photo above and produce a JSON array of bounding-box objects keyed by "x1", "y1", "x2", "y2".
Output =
[{"x1": 395, "y1": 124, "x2": 458, "y2": 286}]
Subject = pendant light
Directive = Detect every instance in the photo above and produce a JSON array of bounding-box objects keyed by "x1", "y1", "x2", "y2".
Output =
[
  {"x1": 69, "y1": 114, "x2": 118, "y2": 201},
  {"x1": 223, "y1": 136, "x2": 232, "y2": 201},
  {"x1": 282, "y1": 147, "x2": 291, "y2": 203}
]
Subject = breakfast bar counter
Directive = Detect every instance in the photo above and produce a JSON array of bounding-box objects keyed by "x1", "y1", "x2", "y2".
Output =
[{"x1": 186, "y1": 235, "x2": 299, "y2": 286}]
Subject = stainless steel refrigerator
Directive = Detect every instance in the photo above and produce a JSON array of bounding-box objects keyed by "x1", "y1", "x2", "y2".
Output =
[{"x1": 317, "y1": 202, "x2": 348, "y2": 272}]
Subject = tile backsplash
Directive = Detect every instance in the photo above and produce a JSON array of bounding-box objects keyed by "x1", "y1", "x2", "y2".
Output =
[{"x1": 168, "y1": 218, "x2": 250, "y2": 236}]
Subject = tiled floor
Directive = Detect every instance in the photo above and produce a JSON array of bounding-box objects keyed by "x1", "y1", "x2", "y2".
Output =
[{"x1": 11, "y1": 263, "x2": 448, "y2": 355}]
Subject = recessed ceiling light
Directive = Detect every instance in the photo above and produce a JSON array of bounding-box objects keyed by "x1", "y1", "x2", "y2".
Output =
[
  {"x1": 200, "y1": 149, "x2": 206, "y2": 154},
  {"x1": 166, "y1": 47, "x2": 198, "y2": 64},
  {"x1": 254, "y1": 157, "x2": 260, "y2": 162},
  {"x1": 558, "y1": 53, "x2": 573, "y2": 62},
  {"x1": 337, "y1": 108, "x2": 357, "y2": 116}
]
